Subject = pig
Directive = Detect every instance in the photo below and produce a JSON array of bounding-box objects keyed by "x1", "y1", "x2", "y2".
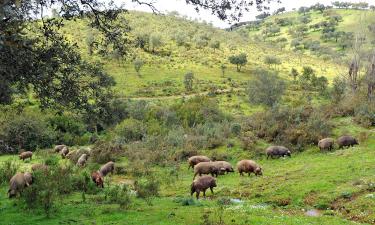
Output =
[
  {"x1": 191, "y1": 175, "x2": 217, "y2": 199},
  {"x1": 266, "y1": 146, "x2": 291, "y2": 159},
  {"x1": 19, "y1": 151, "x2": 33, "y2": 161},
  {"x1": 24, "y1": 172, "x2": 33, "y2": 185},
  {"x1": 188, "y1": 155, "x2": 211, "y2": 169},
  {"x1": 337, "y1": 135, "x2": 358, "y2": 149},
  {"x1": 212, "y1": 161, "x2": 234, "y2": 175},
  {"x1": 91, "y1": 171, "x2": 104, "y2": 188},
  {"x1": 237, "y1": 160, "x2": 263, "y2": 176},
  {"x1": 60, "y1": 147, "x2": 69, "y2": 159},
  {"x1": 76, "y1": 154, "x2": 88, "y2": 167},
  {"x1": 31, "y1": 163, "x2": 49, "y2": 173},
  {"x1": 193, "y1": 162, "x2": 219, "y2": 179},
  {"x1": 318, "y1": 138, "x2": 334, "y2": 151},
  {"x1": 54, "y1": 144, "x2": 67, "y2": 153},
  {"x1": 8, "y1": 173, "x2": 27, "y2": 198},
  {"x1": 99, "y1": 161, "x2": 115, "y2": 177}
]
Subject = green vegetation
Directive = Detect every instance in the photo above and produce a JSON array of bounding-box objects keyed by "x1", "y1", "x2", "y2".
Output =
[{"x1": 0, "y1": 1, "x2": 374, "y2": 224}]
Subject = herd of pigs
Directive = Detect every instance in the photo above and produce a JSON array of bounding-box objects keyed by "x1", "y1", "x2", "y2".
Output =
[{"x1": 7, "y1": 135, "x2": 358, "y2": 200}]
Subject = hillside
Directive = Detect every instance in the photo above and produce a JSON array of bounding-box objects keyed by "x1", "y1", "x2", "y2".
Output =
[
  {"x1": 238, "y1": 9, "x2": 375, "y2": 59},
  {"x1": 60, "y1": 11, "x2": 342, "y2": 101}
]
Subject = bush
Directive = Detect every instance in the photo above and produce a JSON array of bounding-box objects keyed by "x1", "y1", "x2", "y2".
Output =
[
  {"x1": 113, "y1": 118, "x2": 145, "y2": 144},
  {"x1": 21, "y1": 164, "x2": 61, "y2": 217},
  {"x1": 231, "y1": 123, "x2": 242, "y2": 135},
  {"x1": 247, "y1": 105, "x2": 332, "y2": 149},
  {"x1": 0, "y1": 160, "x2": 19, "y2": 185},
  {"x1": 175, "y1": 96, "x2": 225, "y2": 128},
  {"x1": 0, "y1": 111, "x2": 55, "y2": 151},
  {"x1": 104, "y1": 184, "x2": 132, "y2": 209},
  {"x1": 91, "y1": 141, "x2": 123, "y2": 164},
  {"x1": 135, "y1": 175, "x2": 160, "y2": 205},
  {"x1": 247, "y1": 69, "x2": 285, "y2": 107},
  {"x1": 354, "y1": 103, "x2": 375, "y2": 127}
]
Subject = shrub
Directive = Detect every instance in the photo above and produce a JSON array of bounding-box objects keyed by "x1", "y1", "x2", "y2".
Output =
[
  {"x1": 0, "y1": 160, "x2": 19, "y2": 185},
  {"x1": 231, "y1": 123, "x2": 242, "y2": 135},
  {"x1": 104, "y1": 184, "x2": 132, "y2": 209},
  {"x1": 247, "y1": 69, "x2": 286, "y2": 107},
  {"x1": 135, "y1": 175, "x2": 160, "y2": 205},
  {"x1": 91, "y1": 141, "x2": 123, "y2": 164},
  {"x1": 184, "y1": 72, "x2": 194, "y2": 92},
  {"x1": 21, "y1": 164, "x2": 62, "y2": 217},
  {"x1": 175, "y1": 96, "x2": 225, "y2": 128},
  {"x1": 113, "y1": 118, "x2": 145, "y2": 144},
  {"x1": 354, "y1": 103, "x2": 375, "y2": 127},
  {"x1": 0, "y1": 111, "x2": 55, "y2": 151},
  {"x1": 248, "y1": 105, "x2": 332, "y2": 149}
]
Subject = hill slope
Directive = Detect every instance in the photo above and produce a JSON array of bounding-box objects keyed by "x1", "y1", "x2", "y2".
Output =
[{"x1": 60, "y1": 11, "x2": 343, "y2": 100}]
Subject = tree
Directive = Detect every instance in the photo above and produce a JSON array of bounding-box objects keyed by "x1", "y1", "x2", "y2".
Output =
[
  {"x1": 149, "y1": 33, "x2": 163, "y2": 53},
  {"x1": 299, "y1": 15, "x2": 312, "y2": 24},
  {"x1": 210, "y1": 40, "x2": 220, "y2": 52},
  {"x1": 273, "y1": 7, "x2": 286, "y2": 15},
  {"x1": 247, "y1": 70, "x2": 285, "y2": 107},
  {"x1": 298, "y1": 7, "x2": 310, "y2": 15},
  {"x1": 264, "y1": 55, "x2": 281, "y2": 69},
  {"x1": 312, "y1": 3, "x2": 326, "y2": 13},
  {"x1": 220, "y1": 64, "x2": 227, "y2": 77},
  {"x1": 229, "y1": 53, "x2": 248, "y2": 72},
  {"x1": 184, "y1": 72, "x2": 194, "y2": 92},
  {"x1": 134, "y1": 58, "x2": 145, "y2": 77},
  {"x1": 290, "y1": 68, "x2": 299, "y2": 81},
  {"x1": 256, "y1": 12, "x2": 270, "y2": 20}
]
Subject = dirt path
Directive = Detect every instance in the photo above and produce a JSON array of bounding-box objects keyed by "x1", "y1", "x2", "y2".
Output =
[{"x1": 121, "y1": 88, "x2": 245, "y2": 101}]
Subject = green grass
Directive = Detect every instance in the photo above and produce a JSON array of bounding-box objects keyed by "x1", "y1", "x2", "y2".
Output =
[{"x1": 0, "y1": 118, "x2": 373, "y2": 224}]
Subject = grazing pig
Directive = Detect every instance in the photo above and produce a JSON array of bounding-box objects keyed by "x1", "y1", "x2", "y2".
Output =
[
  {"x1": 212, "y1": 161, "x2": 234, "y2": 175},
  {"x1": 60, "y1": 147, "x2": 69, "y2": 159},
  {"x1": 8, "y1": 173, "x2": 27, "y2": 198},
  {"x1": 76, "y1": 154, "x2": 88, "y2": 167},
  {"x1": 193, "y1": 162, "x2": 219, "y2": 179},
  {"x1": 188, "y1": 155, "x2": 211, "y2": 169},
  {"x1": 31, "y1": 163, "x2": 49, "y2": 173},
  {"x1": 19, "y1": 151, "x2": 33, "y2": 161},
  {"x1": 191, "y1": 175, "x2": 217, "y2": 199},
  {"x1": 99, "y1": 161, "x2": 115, "y2": 177},
  {"x1": 265, "y1": 146, "x2": 291, "y2": 159},
  {"x1": 54, "y1": 144, "x2": 67, "y2": 153},
  {"x1": 91, "y1": 171, "x2": 104, "y2": 188},
  {"x1": 337, "y1": 135, "x2": 358, "y2": 149},
  {"x1": 237, "y1": 160, "x2": 263, "y2": 176},
  {"x1": 318, "y1": 138, "x2": 334, "y2": 151},
  {"x1": 24, "y1": 172, "x2": 33, "y2": 186}
]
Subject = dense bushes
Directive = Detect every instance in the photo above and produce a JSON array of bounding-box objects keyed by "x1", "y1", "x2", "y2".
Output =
[
  {"x1": 0, "y1": 111, "x2": 55, "y2": 151},
  {"x1": 113, "y1": 118, "x2": 146, "y2": 144},
  {"x1": 91, "y1": 141, "x2": 123, "y2": 164},
  {"x1": 245, "y1": 105, "x2": 332, "y2": 150}
]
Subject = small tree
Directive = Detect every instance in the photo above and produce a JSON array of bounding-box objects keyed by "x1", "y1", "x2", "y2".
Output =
[
  {"x1": 149, "y1": 33, "x2": 163, "y2": 53},
  {"x1": 134, "y1": 58, "x2": 144, "y2": 77},
  {"x1": 220, "y1": 64, "x2": 227, "y2": 77},
  {"x1": 229, "y1": 53, "x2": 247, "y2": 72},
  {"x1": 290, "y1": 68, "x2": 299, "y2": 81},
  {"x1": 184, "y1": 72, "x2": 194, "y2": 92},
  {"x1": 264, "y1": 55, "x2": 281, "y2": 69},
  {"x1": 210, "y1": 40, "x2": 220, "y2": 52},
  {"x1": 247, "y1": 69, "x2": 285, "y2": 107}
]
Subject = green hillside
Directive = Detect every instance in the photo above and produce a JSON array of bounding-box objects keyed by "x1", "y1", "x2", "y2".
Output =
[
  {"x1": 60, "y1": 11, "x2": 343, "y2": 100},
  {"x1": 239, "y1": 9, "x2": 375, "y2": 59}
]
